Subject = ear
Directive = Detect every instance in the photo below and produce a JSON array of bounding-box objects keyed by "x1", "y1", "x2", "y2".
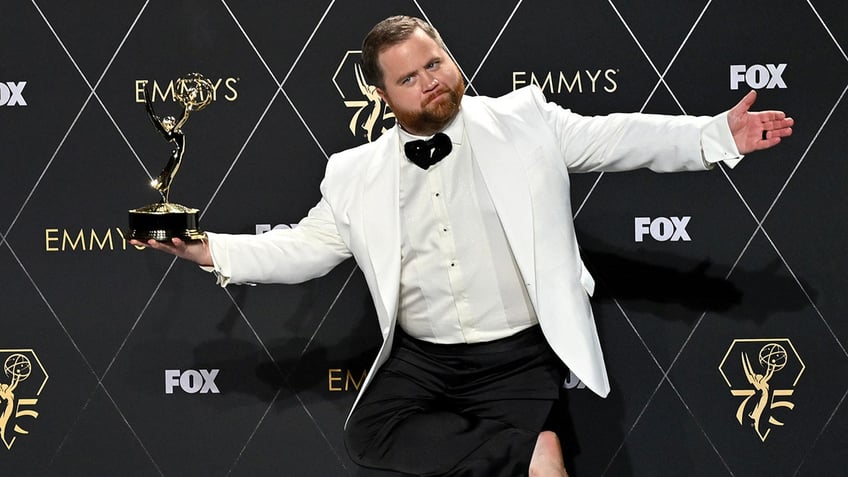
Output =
[{"x1": 376, "y1": 87, "x2": 388, "y2": 103}]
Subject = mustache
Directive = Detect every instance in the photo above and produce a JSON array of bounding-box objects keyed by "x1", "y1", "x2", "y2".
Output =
[{"x1": 422, "y1": 86, "x2": 452, "y2": 106}]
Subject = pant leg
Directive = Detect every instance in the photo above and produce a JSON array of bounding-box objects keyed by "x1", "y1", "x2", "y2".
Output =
[
  {"x1": 345, "y1": 326, "x2": 565, "y2": 477},
  {"x1": 439, "y1": 399, "x2": 557, "y2": 477}
]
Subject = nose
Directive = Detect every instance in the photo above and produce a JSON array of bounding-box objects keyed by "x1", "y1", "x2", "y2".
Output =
[{"x1": 422, "y1": 73, "x2": 439, "y2": 91}]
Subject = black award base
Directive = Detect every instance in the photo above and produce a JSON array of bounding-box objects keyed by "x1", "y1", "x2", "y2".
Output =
[{"x1": 128, "y1": 202, "x2": 205, "y2": 242}]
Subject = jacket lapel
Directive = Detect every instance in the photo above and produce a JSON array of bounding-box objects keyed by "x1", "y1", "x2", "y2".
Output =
[
  {"x1": 461, "y1": 98, "x2": 537, "y2": 302},
  {"x1": 361, "y1": 129, "x2": 402, "y2": 331}
]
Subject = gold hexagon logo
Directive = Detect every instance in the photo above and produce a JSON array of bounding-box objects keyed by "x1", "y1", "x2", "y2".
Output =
[
  {"x1": 1, "y1": 349, "x2": 48, "y2": 450},
  {"x1": 718, "y1": 338, "x2": 804, "y2": 442},
  {"x1": 332, "y1": 50, "x2": 395, "y2": 142}
]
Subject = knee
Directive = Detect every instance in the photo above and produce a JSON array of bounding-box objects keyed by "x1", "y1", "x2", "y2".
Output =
[{"x1": 343, "y1": 413, "x2": 377, "y2": 467}]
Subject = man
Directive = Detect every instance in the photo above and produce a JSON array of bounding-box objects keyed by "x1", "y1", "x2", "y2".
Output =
[{"x1": 135, "y1": 15, "x2": 793, "y2": 477}]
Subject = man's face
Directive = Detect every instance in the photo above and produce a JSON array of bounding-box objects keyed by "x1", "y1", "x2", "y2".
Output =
[{"x1": 376, "y1": 28, "x2": 465, "y2": 136}]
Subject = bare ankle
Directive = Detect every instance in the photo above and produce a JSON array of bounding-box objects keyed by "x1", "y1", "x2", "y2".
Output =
[{"x1": 529, "y1": 431, "x2": 568, "y2": 477}]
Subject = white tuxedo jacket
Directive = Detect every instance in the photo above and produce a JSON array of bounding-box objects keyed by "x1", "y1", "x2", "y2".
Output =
[{"x1": 207, "y1": 85, "x2": 739, "y2": 412}]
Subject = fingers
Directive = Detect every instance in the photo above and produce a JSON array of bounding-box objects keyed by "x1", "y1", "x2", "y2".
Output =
[
  {"x1": 130, "y1": 237, "x2": 212, "y2": 266},
  {"x1": 760, "y1": 115, "x2": 794, "y2": 141},
  {"x1": 732, "y1": 90, "x2": 758, "y2": 115},
  {"x1": 765, "y1": 115, "x2": 794, "y2": 132},
  {"x1": 745, "y1": 106, "x2": 793, "y2": 153},
  {"x1": 745, "y1": 94, "x2": 792, "y2": 131},
  {"x1": 743, "y1": 89, "x2": 757, "y2": 107},
  {"x1": 129, "y1": 238, "x2": 187, "y2": 256},
  {"x1": 758, "y1": 135, "x2": 784, "y2": 150},
  {"x1": 128, "y1": 239, "x2": 148, "y2": 249},
  {"x1": 755, "y1": 109, "x2": 789, "y2": 127}
]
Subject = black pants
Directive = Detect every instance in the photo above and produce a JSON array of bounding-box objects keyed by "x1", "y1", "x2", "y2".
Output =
[{"x1": 345, "y1": 325, "x2": 567, "y2": 477}]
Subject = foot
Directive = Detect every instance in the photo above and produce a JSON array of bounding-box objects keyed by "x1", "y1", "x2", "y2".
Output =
[{"x1": 528, "y1": 431, "x2": 569, "y2": 477}]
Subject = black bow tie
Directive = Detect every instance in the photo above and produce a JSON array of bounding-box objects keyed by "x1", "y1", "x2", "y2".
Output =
[{"x1": 404, "y1": 133, "x2": 452, "y2": 170}]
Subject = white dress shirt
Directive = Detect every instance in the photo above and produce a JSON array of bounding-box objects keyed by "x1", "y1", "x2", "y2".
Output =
[{"x1": 397, "y1": 110, "x2": 538, "y2": 344}]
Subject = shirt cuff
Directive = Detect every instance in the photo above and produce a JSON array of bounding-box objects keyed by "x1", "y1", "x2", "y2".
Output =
[
  {"x1": 701, "y1": 111, "x2": 744, "y2": 169},
  {"x1": 199, "y1": 231, "x2": 232, "y2": 287}
]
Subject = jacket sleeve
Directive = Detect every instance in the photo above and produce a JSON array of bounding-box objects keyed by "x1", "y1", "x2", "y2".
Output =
[
  {"x1": 204, "y1": 196, "x2": 352, "y2": 286},
  {"x1": 522, "y1": 85, "x2": 743, "y2": 173}
]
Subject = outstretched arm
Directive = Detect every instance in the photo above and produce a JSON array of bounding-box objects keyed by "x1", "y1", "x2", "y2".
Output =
[
  {"x1": 131, "y1": 197, "x2": 352, "y2": 286},
  {"x1": 727, "y1": 90, "x2": 794, "y2": 155}
]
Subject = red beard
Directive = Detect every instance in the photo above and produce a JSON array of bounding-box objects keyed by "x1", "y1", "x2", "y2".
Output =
[{"x1": 392, "y1": 79, "x2": 466, "y2": 136}]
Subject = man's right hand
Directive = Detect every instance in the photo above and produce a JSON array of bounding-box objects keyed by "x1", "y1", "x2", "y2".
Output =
[{"x1": 130, "y1": 237, "x2": 213, "y2": 267}]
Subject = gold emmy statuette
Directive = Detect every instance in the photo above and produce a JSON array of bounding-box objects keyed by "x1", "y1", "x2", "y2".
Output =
[{"x1": 128, "y1": 73, "x2": 213, "y2": 242}]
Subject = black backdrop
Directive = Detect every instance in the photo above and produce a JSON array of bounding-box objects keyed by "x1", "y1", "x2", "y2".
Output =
[{"x1": 1, "y1": 1, "x2": 846, "y2": 476}]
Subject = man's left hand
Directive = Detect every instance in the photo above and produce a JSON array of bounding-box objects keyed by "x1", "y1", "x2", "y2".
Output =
[{"x1": 728, "y1": 90, "x2": 794, "y2": 155}]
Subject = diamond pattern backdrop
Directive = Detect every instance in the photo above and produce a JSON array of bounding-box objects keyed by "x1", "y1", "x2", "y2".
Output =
[{"x1": 1, "y1": 1, "x2": 845, "y2": 476}]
